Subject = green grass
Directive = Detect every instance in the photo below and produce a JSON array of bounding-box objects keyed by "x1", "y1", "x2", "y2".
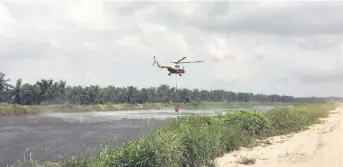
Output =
[
  {"x1": 11, "y1": 102, "x2": 339, "y2": 167},
  {"x1": 0, "y1": 101, "x2": 292, "y2": 116}
]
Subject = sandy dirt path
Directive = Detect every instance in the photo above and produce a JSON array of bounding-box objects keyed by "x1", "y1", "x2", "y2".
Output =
[{"x1": 215, "y1": 105, "x2": 343, "y2": 167}]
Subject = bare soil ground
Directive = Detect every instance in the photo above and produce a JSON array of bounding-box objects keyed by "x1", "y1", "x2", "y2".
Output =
[{"x1": 215, "y1": 105, "x2": 343, "y2": 167}]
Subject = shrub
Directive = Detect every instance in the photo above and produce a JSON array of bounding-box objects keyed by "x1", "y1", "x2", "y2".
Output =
[
  {"x1": 156, "y1": 114, "x2": 253, "y2": 167},
  {"x1": 265, "y1": 107, "x2": 309, "y2": 135},
  {"x1": 264, "y1": 103, "x2": 336, "y2": 135},
  {"x1": 223, "y1": 110, "x2": 273, "y2": 137},
  {"x1": 107, "y1": 131, "x2": 183, "y2": 167}
]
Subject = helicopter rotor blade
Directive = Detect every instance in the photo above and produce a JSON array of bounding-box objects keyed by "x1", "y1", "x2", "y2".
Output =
[
  {"x1": 178, "y1": 61, "x2": 205, "y2": 64},
  {"x1": 173, "y1": 57, "x2": 187, "y2": 64}
]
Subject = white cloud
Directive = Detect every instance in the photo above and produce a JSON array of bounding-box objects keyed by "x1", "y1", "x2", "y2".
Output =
[
  {"x1": 1, "y1": 1, "x2": 343, "y2": 97},
  {"x1": 64, "y1": 0, "x2": 112, "y2": 31},
  {"x1": 0, "y1": 4, "x2": 16, "y2": 37}
]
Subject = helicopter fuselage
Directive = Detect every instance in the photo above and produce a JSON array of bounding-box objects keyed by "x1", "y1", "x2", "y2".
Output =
[{"x1": 167, "y1": 64, "x2": 185, "y2": 76}]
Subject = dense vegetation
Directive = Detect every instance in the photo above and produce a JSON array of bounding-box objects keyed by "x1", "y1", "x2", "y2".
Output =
[
  {"x1": 0, "y1": 72, "x2": 340, "y2": 106},
  {"x1": 18, "y1": 102, "x2": 338, "y2": 167}
]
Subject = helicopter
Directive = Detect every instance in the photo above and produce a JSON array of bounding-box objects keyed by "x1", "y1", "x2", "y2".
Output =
[{"x1": 152, "y1": 56, "x2": 205, "y2": 76}]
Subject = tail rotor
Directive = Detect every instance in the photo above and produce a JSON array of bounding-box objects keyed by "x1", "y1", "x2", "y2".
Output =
[
  {"x1": 152, "y1": 56, "x2": 156, "y2": 66},
  {"x1": 152, "y1": 56, "x2": 157, "y2": 66}
]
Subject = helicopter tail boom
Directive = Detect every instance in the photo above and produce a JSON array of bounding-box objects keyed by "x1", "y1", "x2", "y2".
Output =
[{"x1": 152, "y1": 56, "x2": 163, "y2": 68}]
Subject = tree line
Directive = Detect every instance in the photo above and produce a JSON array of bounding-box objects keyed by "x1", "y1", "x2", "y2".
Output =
[{"x1": 0, "y1": 72, "x2": 340, "y2": 105}]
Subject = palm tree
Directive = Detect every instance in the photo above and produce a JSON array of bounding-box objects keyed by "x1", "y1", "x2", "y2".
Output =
[
  {"x1": 13, "y1": 78, "x2": 22, "y2": 104},
  {"x1": 0, "y1": 72, "x2": 13, "y2": 102}
]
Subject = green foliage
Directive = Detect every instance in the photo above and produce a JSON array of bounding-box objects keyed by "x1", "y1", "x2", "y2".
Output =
[
  {"x1": 265, "y1": 107, "x2": 310, "y2": 135},
  {"x1": 8, "y1": 150, "x2": 59, "y2": 167},
  {"x1": 265, "y1": 103, "x2": 337, "y2": 135},
  {"x1": 223, "y1": 110, "x2": 273, "y2": 137}
]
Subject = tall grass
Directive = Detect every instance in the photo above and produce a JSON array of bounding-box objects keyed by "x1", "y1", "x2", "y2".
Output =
[
  {"x1": 14, "y1": 102, "x2": 339, "y2": 167},
  {"x1": 265, "y1": 103, "x2": 336, "y2": 135}
]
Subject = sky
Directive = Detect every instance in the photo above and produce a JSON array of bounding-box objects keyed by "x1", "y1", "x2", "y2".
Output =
[{"x1": 1, "y1": 0, "x2": 343, "y2": 97}]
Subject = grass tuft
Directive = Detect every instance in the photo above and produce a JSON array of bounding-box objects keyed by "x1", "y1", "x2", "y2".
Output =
[{"x1": 236, "y1": 156, "x2": 257, "y2": 165}]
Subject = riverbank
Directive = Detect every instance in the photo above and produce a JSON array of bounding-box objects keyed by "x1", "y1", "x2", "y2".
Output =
[
  {"x1": 215, "y1": 103, "x2": 343, "y2": 167},
  {"x1": 0, "y1": 101, "x2": 292, "y2": 116},
  {"x1": 14, "y1": 102, "x2": 338, "y2": 167}
]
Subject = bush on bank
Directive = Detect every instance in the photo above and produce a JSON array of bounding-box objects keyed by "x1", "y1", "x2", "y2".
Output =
[
  {"x1": 18, "y1": 102, "x2": 339, "y2": 167},
  {"x1": 265, "y1": 103, "x2": 335, "y2": 135}
]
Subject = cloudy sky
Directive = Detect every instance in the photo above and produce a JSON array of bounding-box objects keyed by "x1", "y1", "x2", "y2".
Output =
[{"x1": 1, "y1": 0, "x2": 343, "y2": 97}]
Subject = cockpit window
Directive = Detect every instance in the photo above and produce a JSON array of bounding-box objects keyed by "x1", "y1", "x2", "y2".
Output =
[{"x1": 175, "y1": 65, "x2": 180, "y2": 67}]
